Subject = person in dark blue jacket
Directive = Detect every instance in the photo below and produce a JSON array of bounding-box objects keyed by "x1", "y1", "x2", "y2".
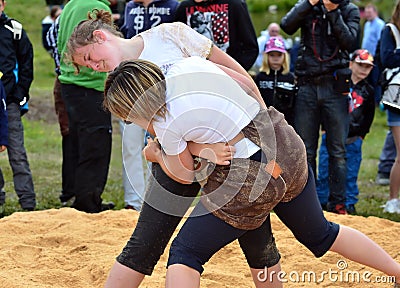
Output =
[
  {"x1": 41, "y1": 5, "x2": 62, "y2": 54},
  {"x1": 121, "y1": 0, "x2": 179, "y2": 38},
  {"x1": 379, "y1": 3, "x2": 400, "y2": 214},
  {"x1": 0, "y1": 0, "x2": 36, "y2": 211},
  {"x1": 0, "y1": 74, "x2": 8, "y2": 217}
]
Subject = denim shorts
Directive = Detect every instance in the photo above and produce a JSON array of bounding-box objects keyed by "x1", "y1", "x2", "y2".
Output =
[{"x1": 387, "y1": 109, "x2": 400, "y2": 127}]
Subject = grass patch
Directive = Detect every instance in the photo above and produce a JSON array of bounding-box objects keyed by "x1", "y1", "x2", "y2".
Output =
[
  {"x1": 1, "y1": 0, "x2": 399, "y2": 222},
  {"x1": 0, "y1": 119, "x2": 124, "y2": 216}
]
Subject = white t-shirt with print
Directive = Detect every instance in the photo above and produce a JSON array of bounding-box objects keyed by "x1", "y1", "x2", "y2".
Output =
[{"x1": 153, "y1": 56, "x2": 260, "y2": 158}]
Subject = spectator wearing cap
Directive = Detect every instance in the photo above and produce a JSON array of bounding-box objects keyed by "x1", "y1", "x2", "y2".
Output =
[
  {"x1": 281, "y1": 0, "x2": 360, "y2": 214},
  {"x1": 254, "y1": 36, "x2": 297, "y2": 125},
  {"x1": 317, "y1": 49, "x2": 375, "y2": 215},
  {"x1": 253, "y1": 23, "x2": 280, "y2": 70}
]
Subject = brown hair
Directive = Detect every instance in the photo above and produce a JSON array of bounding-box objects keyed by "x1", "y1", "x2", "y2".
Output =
[
  {"x1": 66, "y1": 9, "x2": 123, "y2": 72},
  {"x1": 365, "y1": 3, "x2": 378, "y2": 13},
  {"x1": 50, "y1": 5, "x2": 61, "y2": 19},
  {"x1": 391, "y1": 1, "x2": 400, "y2": 30},
  {"x1": 104, "y1": 60, "x2": 167, "y2": 124}
]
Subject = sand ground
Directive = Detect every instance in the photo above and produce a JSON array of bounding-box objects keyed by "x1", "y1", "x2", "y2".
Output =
[{"x1": 0, "y1": 208, "x2": 399, "y2": 287}]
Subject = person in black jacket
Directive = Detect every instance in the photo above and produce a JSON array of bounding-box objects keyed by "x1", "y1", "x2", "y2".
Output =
[
  {"x1": 0, "y1": 0, "x2": 36, "y2": 211},
  {"x1": 280, "y1": 0, "x2": 360, "y2": 214},
  {"x1": 0, "y1": 75, "x2": 8, "y2": 217},
  {"x1": 254, "y1": 36, "x2": 297, "y2": 125},
  {"x1": 317, "y1": 49, "x2": 375, "y2": 215},
  {"x1": 174, "y1": 0, "x2": 258, "y2": 71}
]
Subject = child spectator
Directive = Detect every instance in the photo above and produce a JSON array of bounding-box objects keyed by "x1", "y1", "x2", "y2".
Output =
[
  {"x1": 0, "y1": 73, "x2": 8, "y2": 217},
  {"x1": 254, "y1": 36, "x2": 297, "y2": 125},
  {"x1": 317, "y1": 49, "x2": 375, "y2": 215}
]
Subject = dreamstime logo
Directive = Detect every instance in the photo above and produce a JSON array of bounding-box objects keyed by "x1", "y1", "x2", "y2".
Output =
[
  {"x1": 120, "y1": 61, "x2": 277, "y2": 217},
  {"x1": 257, "y1": 260, "x2": 396, "y2": 284}
]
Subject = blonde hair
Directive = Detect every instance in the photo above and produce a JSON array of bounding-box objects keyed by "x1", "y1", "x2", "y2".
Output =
[
  {"x1": 259, "y1": 52, "x2": 291, "y2": 75},
  {"x1": 104, "y1": 60, "x2": 167, "y2": 123},
  {"x1": 66, "y1": 9, "x2": 123, "y2": 72}
]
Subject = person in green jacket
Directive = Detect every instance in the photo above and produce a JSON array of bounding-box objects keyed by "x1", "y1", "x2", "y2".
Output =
[{"x1": 57, "y1": 0, "x2": 114, "y2": 213}]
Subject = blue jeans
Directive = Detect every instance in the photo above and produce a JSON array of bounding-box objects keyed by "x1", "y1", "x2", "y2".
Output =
[
  {"x1": 317, "y1": 134, "x2": 363, "y2": 206},
  {"x1": 0, "y1": 168, "x2": 4, "y2": 205},
  {"x1": 119, "y1": 121, "x2": 146, "y2": 211},
  {"x1": 378, "y1": 130, "x2": 396, "y2": 175},
  {"x1": 294, "y1": 79, "x2": 349, "y2": 207}
]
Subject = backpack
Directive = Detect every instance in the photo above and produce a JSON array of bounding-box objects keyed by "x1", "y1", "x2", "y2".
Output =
[
  {"x1": 4, "y1": 19, "x2": 22, "y2": 40},
  {"x1": 4, "y1": 19, "x2": 29, "y2": 115},
  {"x1": 380, "y1": 23, "x2": 400, "y2": 112}
]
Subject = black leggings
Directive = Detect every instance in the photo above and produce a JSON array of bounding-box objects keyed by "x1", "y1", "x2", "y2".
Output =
[
  {"x1": 117, "y1": 160, "x2": 339, "y2": 275},
  {"x1": 274, "y1": 167, "x2": 340, "y2": 257},
  {"x1": 116, "y1": 163, "x2": 280, "y2": 275}
]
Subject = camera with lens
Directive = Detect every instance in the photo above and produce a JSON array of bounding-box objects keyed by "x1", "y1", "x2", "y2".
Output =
[
  {"x1": 320, "y1": 0, "x2": 344, "y2": 4},
  {"x1": 273, "y1": 83, "x2": 298, "y2": 111},
  {"x1": 319, "y1": 0, "x2": 344, "y2": 4},
  {"x1": 330, "y1": 0, "x2": 344, "y2": 4}
]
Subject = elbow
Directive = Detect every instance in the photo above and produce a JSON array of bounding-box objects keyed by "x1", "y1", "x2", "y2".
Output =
[
  {"x1": 280, "y1": 24, "x2": 296, "y2": 36},
  {"x1": 170, "y1": 169, "x2": 195, "y2": 185},
  {"x1": 177, "y1": 179, "x2": 194, "y2": 185},
  {"x1": 173, "y1": 172, "x2": 195, "y2": 185},
  {"x1": 280, "y1": 21, "x2": 291, "y2": 34}
]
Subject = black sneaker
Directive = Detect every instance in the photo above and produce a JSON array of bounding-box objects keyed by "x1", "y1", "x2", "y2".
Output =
[
  {"x1": 346, "y1": 204, "x2": 356, "y2": 215},
  {"x1": 22, "y1": 207, "x2": 34, "y2": 212},
  {"x1": 101, "y1": 201, "x2": 115, "y2": 211},
  {"x1": 59, "y1": 193, "x2": 75, "y2": 203}
]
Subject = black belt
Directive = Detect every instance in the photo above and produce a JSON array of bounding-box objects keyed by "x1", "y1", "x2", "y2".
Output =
[{"x1": 298, "y1": 74, "x2": 334, "y2": 86}]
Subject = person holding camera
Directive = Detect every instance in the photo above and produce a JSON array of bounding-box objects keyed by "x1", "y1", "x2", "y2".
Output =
[
  {"x1": 281, "y1": 0, "x2": 360, "y2": 214},
  {"x1": 254, "y1": 36, "x2": 297, "y2": 126}
]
